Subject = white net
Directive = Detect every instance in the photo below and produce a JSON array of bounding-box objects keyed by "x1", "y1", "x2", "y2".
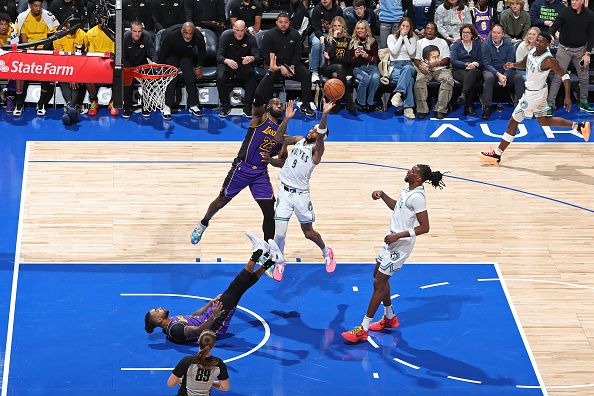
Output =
[{"x1": 133, "y1": 65, "x2": 178, "y2": 112}]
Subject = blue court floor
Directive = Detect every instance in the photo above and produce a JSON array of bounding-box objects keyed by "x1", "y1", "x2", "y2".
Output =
[{"x1": 5, "y1": 263, "x2": 542, "y2": 396}]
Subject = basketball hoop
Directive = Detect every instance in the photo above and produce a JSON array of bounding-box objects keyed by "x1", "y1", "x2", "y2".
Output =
[{"x1": 124, "y1": 64, "x2": 178, "y2": 112}]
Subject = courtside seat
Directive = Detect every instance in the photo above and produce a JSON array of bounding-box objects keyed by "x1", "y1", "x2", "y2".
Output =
[{"x1": 200, "y1": 28, "x2": 219, "y2": 80}]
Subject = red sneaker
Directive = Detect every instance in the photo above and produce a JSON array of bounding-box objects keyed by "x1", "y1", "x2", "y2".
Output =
[
  {"x1": 108, "y1": 101, "x2": 119, "y2": 116},
  {"x1": 341, "y1": 325, "x2": 368, "y2": 342},
  {"x1": 368, "y1": 315, "x2": 400, "y2": 331},
  {"x1": 88, "y1": 100, "x2": 99, "y2": 116}
]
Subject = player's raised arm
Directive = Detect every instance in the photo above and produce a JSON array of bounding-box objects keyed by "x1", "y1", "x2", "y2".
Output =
[
  {"x1": 273, "y1": 100, "x2": 302, "y2": 145},
  {"x1": 252, "y1": 53, "x2": 280, "y2": 122},
  {"x1": 312, "y1": 99, "x2": 335, "y2": 165}
]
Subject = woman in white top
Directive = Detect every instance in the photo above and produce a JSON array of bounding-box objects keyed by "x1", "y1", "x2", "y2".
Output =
[
  {"x1": 515, "y1": 26, "x2": 540, "y2": 81},
  {"x1": 434, "y1": 0, "x2": 472, "y2": 44},
  {"x1": 387, "y1": 17, "x2": 417, "y2": 119}
]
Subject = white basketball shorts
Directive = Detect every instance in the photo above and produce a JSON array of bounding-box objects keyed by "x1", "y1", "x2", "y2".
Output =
[{"x1": 274, "y1": 185, "x2": 315, "y2": 224}]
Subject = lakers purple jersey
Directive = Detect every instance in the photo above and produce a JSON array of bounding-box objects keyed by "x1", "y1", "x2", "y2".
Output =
[
  {"x1": 235, "y1": 117, "x2": 281, "y2": 169},
  {"x1": 165, "y1": 307, "x2": 236, "y2": 342},
  {"x1": 472, "y1": 7, "x2": 493, "y2": 40}
]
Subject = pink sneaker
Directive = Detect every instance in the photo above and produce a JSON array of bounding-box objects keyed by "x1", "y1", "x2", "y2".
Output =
[
  {"x1": 272, "y1": 261, "x2": 286, "y2": 282},
  {"x1": 324, "y1": 247, "x2": 336, "y2": 273}
]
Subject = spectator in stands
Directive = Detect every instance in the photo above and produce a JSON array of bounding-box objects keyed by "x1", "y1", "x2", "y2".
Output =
[
  {"x1": 407, "y1": 0, "x2": 436, "y2": 39},
  {"x1": 49, "y1": 0, "x2": 84, "y2": 25},
  {"x1": 413, "y1": 21, "x2": 453, "y2": 119},
  {"x1": 481, "y1": 24, "x2": 524, "y2": 119},
  {"x1": 151, "y1": 0, "x2": 185, "y2": 32},
  {"x1": 471, "y1": 0, "x2": 496, "y2": 41},
  {"x1": 36, "y1": 14, "x2": 86, "y2": 116},
  {"x1": 310, "y1": 0, "x2": 343, "y2": 83},
  {"x1": 13, "y1": 0, "x2": 59, "y2": 116},
  {"x1": 515, "y1": 26, "x2": 539, "y2": 80},
  {"x1": 500, "y1": 0, "x2": 530, "y2": 43},
  {"x1": 123, "y1": 0, "x2": 155, "y2": 32},
  {"x1": 378, "y1": 0, "x2": 406, "y2": 48},
  {"x1": 450, "y1": 23, "x2": 482, "y2": 116},
  {"x1": 216, "y1": 20, "x2": 259, "y2": 117},
  {"x1": 352, "y1": 20, "x2": 381, "y2": 111},
  {"x1": 260, "y1": 12, "x2": 316, "y2": 116},
  {"x1": 185, "y1": 0, "x2": 226, "y2": 32},
  {"x1": 322, "y1": 16, "x2": 354, "y2": 111},
  {"x1": 529, "y1": 0, "x2": 564, "y2": 33},
  {"x1": 435, "y1": 0, "x2": 472, "y2": 43},
  {"x1": 387, "y1": 17, "x2": 417, "y2": 119},
  {"x1": 0, "y1": 12, "x2": 19, "y2": 113},
  {"x1": 345, "y1": 0, "x2": 379, "y2": 36},
  {"x1": 122, "y1": 20, "x2": 157, "y2": 118},
  {"x1": 229, "y1": 0, "x2": 262, "y2": 34},
  {"x1": 548, "y1": 0, "x2": 594, "y2": 113},
  {"x1": 83, "y1": 20, "x2": 118, "y2": 116},
  {"x1": 0, "y1": 0, "x2": 16, "y2": 21},
  {"x1": 158, "y1": 22, "x2": 206, "y2": 119},
  {"x1": 289, "y1": 0, "x2": 309, "y2": 36}
]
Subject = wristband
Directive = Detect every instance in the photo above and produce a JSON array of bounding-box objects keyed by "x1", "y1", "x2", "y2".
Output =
[
  {"x1": 316, "y1": 125, "x2": 327, "y2": 135},
  {"x1": 562, "y1": 73, "x2": 570, "y2": 81},
  {"x1": 408, "y1": 228, "x2": 416, "y2": 237}
]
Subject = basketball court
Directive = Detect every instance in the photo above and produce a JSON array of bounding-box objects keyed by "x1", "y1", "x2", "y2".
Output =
[{"x1": 1, "y1": 5, "x2": 594, "y2": 392}]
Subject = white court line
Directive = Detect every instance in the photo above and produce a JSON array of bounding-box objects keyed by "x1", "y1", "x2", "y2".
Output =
[
  {"x1": 121, "y1": 367, "x2": 172, "y2": 371},
  {"x1": 430, "y1": 118, "x2": 460, "y2": 121},
  {"x1": 2, "y1": 142, "x2": 30, "y2": 396},
  {"x1": 517, "y1": 383, "x2": 594, "y2": 389},
  {"x1": 373, "y1": 372, "x2": 379, "y2": 379},
  {"x1": 390, "y1": 293, "x2": 399, "y2": 299},
  {"x1": 352, "y1": 286, "x2": 359, "y2": 292},
  {"x1": 120, "y1": 293, "x2": 270, "y2": 366},
  {"x1": 367, "y1": 336, "x2": 379, "y2": 349},
  {"x1": 393, "y1": 357, "x2": 420, "y2": 370},
  {"x1": 19, "y1": 261, "x2": 496, "y2": 265},
  {"x1": 447, "y1": 375, "x2": 482, "y2": 384},
  {"x1": 493, "y1": 263, "x2": 548, "y2": 396},
  {"x1": 420, "y1": 282, "x2": 450, "y2": 289}
]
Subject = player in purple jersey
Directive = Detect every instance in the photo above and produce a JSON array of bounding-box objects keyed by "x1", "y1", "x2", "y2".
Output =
[
  {"x1": 144, "y1": 231, "x2": 284, "y2": 344},
  {"x1": 190, "y1": 53, "x2": 291, "y2": 245}
]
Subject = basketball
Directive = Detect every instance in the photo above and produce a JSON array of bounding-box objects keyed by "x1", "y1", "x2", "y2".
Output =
[{"x1": 323, "y1": 79, "x2": 345, "y2": 101}]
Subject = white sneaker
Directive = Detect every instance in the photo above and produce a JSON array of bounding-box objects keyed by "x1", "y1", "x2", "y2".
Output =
[
  {"x1": 311, "y1": 72, "x2": 320, "y2": 83},
  {"x1": 189, "y1": 105, "x2": 202, "y2": 116},
  {"x1": 391, "y1": 92, "x2": 402, "y2": 107},
  {"x1": 246, "y1": 231, "x2": 270, "y2": 255},
  {"x1": 13, "y1": 105, "x2": 23, "y2": 117},
  {"x1": 267, "y1": 239, "x2": 285, "y2": 264},
  {"x1": 404, "y1": 108, "x2": 415, "y2": 119},
  {"x1": 37, "y1": 104, "x2": 46, "y2": 116},
  {"x1": 162, "y1": 105, "x2": 171, "y2": 120},
  {"x1": 309, "y1": 102, "x2": 317, "y2": 111}
]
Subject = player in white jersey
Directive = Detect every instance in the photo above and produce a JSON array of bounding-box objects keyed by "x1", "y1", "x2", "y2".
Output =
[
  {"x1": 479, "y1": 31, "x2": 590, "y2": 165},
  {"x1": 263, "y1": 99, "x2": 337, "y2": 282},
  {"x1": 341, "y1": 164, "x2": 445, "y2": 343}
]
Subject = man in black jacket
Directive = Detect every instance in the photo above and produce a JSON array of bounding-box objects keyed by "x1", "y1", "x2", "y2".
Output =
[
  {"x1": 48, "y1": 0, "x2": 84, "y2": 24},
  {"x1": 123, "y1": 0, "x2": 155, "y2": 32},
  {"x1": 151, "y1": 0, "x2": 185, "y2": 31},
  {"x1": 158, "y1": 22, "x2": 206, "y2": 119},
  {"x1": 123, "y1": 20, "x2": 157, "y2": 118},
  {"x1": 260, "y1": 12, "x2": 316, "y2": 117},
  {"x1": 216, "y1": 20, "x2": 259, "y2": 117},
  {"x1": 0, "y1": 0, "x2": 16, "y2": 21}
]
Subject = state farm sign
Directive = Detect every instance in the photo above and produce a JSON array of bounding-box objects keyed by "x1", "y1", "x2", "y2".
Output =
[{"x1": 0, "y1": 50, "x2": 114, "y2": 83}]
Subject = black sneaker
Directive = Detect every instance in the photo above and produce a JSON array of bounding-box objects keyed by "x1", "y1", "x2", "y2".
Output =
[
  {"x1": 123, "y1": 108, "x2": 132, "y2": 119},
  {"x1": 478, "y1": 149, "x2": 501, "y2": 165},
  {"x1": 242, "y1": 106, "x2": 252, "y2": 118},
  {"x1": 481, "y1": 106, "x2": 492, "y2": 120},
  {"x1": 435, "y1": 112, "x2": 446, "y2": 119},
  {"x1": 299, "y1": 104, "x2": 315, "y2": 117},
  {"x1": 142, "y1": 108, "x2": 150, "y2": 118},
  {"x1": 417, "y1": 112, "x2": 429, "y2": 119},
  {"x1": 219, "y1": 104, "x2": 231, "y2": 118}
]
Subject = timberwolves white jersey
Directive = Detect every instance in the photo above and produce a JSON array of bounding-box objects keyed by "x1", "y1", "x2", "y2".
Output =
[
  {"x1": 389, "y1": 185, "x2": 426, "y2": 237},
  {"x1": 525, "y1": 48, "x2": 552, "y2": 91},
  {"x1": 279, "y1": 139, "x2": 315, "y2": 191}
]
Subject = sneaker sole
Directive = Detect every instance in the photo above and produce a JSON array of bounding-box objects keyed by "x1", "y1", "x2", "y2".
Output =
[
  {"x1": 579, "y1": 107, "x2": 594, "y2": 113},
  {"x1": 477, "y1": 152, "x2": 500, "y2": 165},
  {"x1": 582, "y1": 123, "x2": 590, "y2": 142}
]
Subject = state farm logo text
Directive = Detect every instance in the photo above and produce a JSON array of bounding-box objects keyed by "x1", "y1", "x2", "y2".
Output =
[{"x1": 0, "y1": 60, "x2": 74, "y2": 76}]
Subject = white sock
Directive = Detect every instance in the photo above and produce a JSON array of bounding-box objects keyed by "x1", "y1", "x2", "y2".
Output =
[
  {"x1": 197, "y1": 222, "x2": 207, "y2": 230},
  {"x1": 572, "y1": 122, "x2": 578, "y2": 130},
  {"x1": 495, "y1": 147, "x2": 503, "y2": 156},
  {"x1": 274, "y1": 220, "x2": 288, "y2": 253},
  {"x1": 361, "y1": 316, "x2": 372, "y2": 331},
  {"x1": 322, "y1": 246, "x2": 329, "y2": 257},
  {"x1": 384, "y1": 305, "x2": 395, "y2": 320}
]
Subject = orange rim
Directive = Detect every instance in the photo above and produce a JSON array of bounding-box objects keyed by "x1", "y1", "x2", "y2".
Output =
[{"x1": 128, "y1": 64, "x2": 179, "y2": 80}]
